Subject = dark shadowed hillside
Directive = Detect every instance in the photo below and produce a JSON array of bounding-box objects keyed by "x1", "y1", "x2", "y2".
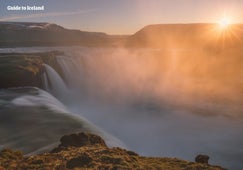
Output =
[
  {"x1": 0, "y1": 22, "x2": 110, "y2": 47},
  {"x1": 2, "y1": 22, "x2": 243, "y2": 49},
  {"x1": 127, "y1": 24, "x2": 243, "y2": 50}
]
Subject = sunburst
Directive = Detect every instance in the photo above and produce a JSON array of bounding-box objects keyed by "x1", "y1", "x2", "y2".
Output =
[
  {"x1": 206, "y1": 14, "x2": 241, "y2": 48},
  {"x1": 218, "y1": 16, "x2": 232, "y2": 30}
]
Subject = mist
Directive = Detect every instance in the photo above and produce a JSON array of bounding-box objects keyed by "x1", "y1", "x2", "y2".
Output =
[
  {"x1": 46, "y1": 46, "x2": 243, "y2": 170},
  {"x1": 60, "y1": 47, "x2": 243, "y2": 115}
]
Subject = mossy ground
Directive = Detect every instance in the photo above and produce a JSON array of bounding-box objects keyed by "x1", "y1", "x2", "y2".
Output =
[{"x1": 0, "y1": 145, "x2": 226, "y2": 170}]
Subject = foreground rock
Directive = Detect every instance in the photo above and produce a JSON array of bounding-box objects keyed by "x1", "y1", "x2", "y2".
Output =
[
  {"x1": 0, "y1": 132, "x2": 227, "y2": 170},
  {"x1": 52, "y1": 132, "x2": 107, "y2": 153}
]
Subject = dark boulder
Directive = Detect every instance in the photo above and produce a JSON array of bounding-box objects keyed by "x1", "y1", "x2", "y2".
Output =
[
  {"x1": 195, "y1": 154, "x2": 209, "y2": 164},
  {"x1": 60, "y1": 132, "x2": 107, "y2": 147},
  {"x1": 52, "y1": 132, "x2": 107, "y2": 153}
]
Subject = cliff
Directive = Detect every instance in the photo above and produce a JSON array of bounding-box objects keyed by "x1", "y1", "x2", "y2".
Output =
[{"x1": 0, "y1": 51, "x2": 63, "y2": 89}]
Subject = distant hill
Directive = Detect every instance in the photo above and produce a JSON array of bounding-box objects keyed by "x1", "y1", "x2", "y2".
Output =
[
  {"x1": 127, "y1": 23, "x2": 243, "y2": 50},
  {"x1": 1, "y1": 22, "x2": 243, "y2": 49},
  {"x1": 0, "y1": 22, "x2": 110, "y2": 47}
]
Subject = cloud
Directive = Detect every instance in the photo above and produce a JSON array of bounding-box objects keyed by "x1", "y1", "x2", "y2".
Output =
[{"x1": 0, "y1": 10, "x2": 95, "y2": 21}]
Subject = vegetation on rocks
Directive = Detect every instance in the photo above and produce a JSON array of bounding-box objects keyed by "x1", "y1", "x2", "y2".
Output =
[{"x1": 0, "y1": 132, "x2": 227, "y2": 170}]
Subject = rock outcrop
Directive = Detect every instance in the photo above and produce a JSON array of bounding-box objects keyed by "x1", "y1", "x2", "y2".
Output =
[
  {"x1": 52, "y1": 132, "x2": 107, "y2": 153},
  {"x1": 195, "y1": 154, "x2": 210, "y2": 164},
  {"x1": 0, "y1": 51, "x2": 63, "y2": 89},
  {"x1": 0, "y1": 132, "x2": 227, "y2": 170},
  {"x1": 60, "y1": 132, "x2": 107, "y2": 147}
]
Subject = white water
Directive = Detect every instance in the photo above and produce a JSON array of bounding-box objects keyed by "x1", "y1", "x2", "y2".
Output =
[
  {"x1": 0, "y1": 87, "x2": 125, "y2": 155},
  {"x1": 42, "y1": 72, "x2": 49, "y2": 91},
  {"x1": 43, "y1": 63, "x2": 69, "y2": 101}
]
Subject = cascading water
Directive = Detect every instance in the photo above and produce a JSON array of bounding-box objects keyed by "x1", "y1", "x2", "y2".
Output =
[
  {"x1": 55, "y1": 55, "x2": 85, "y2": 87},
  {"x1": 55, "y1": 55, "x2": 87, "y2": 101},
  {"x1": 0, "y1": 87, "x2": 125, "y2": 155},
  {"x1": 41, "y1": 61, "x2": 126, "y2": 149},
  {"x1": 42, "y1": 63, "x2": 69, "y2": 101},
  {"x1": 42, "y1": 72, "x2": 49, "y2": 91}
]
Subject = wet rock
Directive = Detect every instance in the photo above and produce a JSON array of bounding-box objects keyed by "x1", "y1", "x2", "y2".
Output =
[{"x1": 195, "y1": 154, "x2": 209, "y2": 164}]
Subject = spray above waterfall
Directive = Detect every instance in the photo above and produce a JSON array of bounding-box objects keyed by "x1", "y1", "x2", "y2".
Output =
[{"x1": 41, "y1": 47, "x2": 243, "y2": 117}]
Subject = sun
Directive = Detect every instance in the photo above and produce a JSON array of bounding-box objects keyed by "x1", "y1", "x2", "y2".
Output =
[
  {"x1": 210, "y1": 14, "x2": 239, "y2": 47},
  {"x1": 218, "y1": 16, "x2": 232, "y2": 29}
]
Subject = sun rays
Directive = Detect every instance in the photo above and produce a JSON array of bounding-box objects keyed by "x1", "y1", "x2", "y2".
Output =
[
  {"x1": 203, "y1": 14, "x2": 242, "y2": 48},
  {"x1": 218, "y1": 16, "x2": 232, "y2": 29}
]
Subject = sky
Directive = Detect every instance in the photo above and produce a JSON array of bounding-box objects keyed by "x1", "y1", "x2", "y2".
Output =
[{"x1": 1, "y1": 0, "x2": 243, "y2": 34}]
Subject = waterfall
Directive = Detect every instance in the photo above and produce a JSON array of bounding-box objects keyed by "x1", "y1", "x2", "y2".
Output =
[
  {"x1": 55, "y1": 55, "x2": 85, "y2": 88},
  {"x1": 42, "y1": 72, "x2": 49, "y2": 91},
  {"x1": 40, "y1": 59, "x2": 126, "y2": 150},
  {"x1": 54, "y1": 55, "x2": 92, "y2": 102},
  {"x1": 42, "y1": 64, "x2": 69, "y2": 101},
  {"x1": 0, "y1": 87, "x2": 125, "y2": 154}
]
